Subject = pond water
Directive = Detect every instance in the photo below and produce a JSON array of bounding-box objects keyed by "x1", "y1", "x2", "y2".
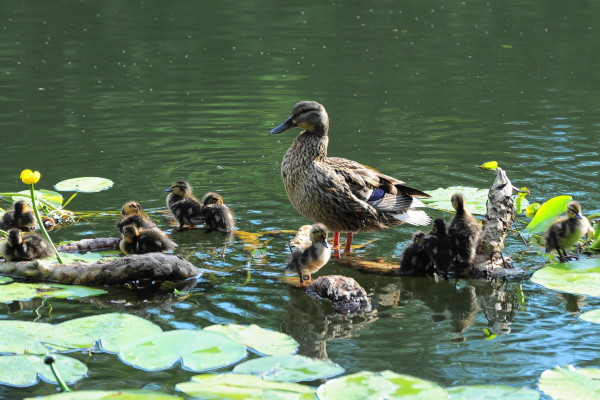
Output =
[{"x1": 1, "y1": 0, "x2": 600, "y2": 398}]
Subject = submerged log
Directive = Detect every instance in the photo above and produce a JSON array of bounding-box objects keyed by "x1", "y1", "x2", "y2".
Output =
[{"x1": 57, "y1": 237, "x2": 120, "y2": 252}]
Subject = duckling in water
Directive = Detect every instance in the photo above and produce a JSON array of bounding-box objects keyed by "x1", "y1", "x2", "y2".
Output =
[
  {"x1": 399, "y1": 231, "x2": 432, "y2": 276},
  {"x1": 448, "y1": 193, "x2": 482, "y2": 264},
  {"x1": 119, "y1": 225, "x2": 177, "y2": 255},
  {"x1": 422, "y1": 218, "x2": 453, "y2": 277},
  {"x1": 285, "y1": 223, "x2": 331, "y2": 283},
  {"x1": 270, "y1": 101, "x2": 430, "y2": 253},
  {"x1": 0, "y1": 200, "x2": 37, "y2": 231},
  {"x1": 1, "y1": 229, "x2": 54, "y2": 261},
  {"x1": 165, "y1": 180, "x2": 204, "y2": 228},
  {"x1": 116, "y1": 201, "x2": 157, "y2": 234},
  {"x1": 200, "y1": 192, "x2": 236, "y2": 233},
  {"x1": 545, "y1": 201, "x2": 591, "y2": 262}
]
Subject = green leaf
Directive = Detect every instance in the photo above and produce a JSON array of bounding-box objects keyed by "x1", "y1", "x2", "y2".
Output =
[
  {"x1": 10, "y1": 189, "x2": 63, "y2": 210},
  {"x1": 119, "y1": 330, "x2": 247, "y2": 371},
  {"x1": 57, "y1": 252, "x2": 104, "y2": 264},
  {"x1": 525, "y1": 203, "x2": 541, "y2": 218},
  {"x1": 538, "y1": 365, "x2": 600, "y2": 400},
  {"x1": 54, "y1": 177, "x2": 114, "y2": 193},
  {"x1": 316, "y1": 370, "x2": 448, "y2": 400},
  {"x1": 579, "y1": 309, "x2": 600, "y2": 324},
  {"x1": 525, "y1": 195, "x2": 572, "y2": 233},
  {"x1": 233, "y1": 355, "x2": 344, "y2": 382},
  {"x1": 0, "y1": 354, "x2": 87, "y2": 387},
  {"x1": 447, "y1": 385, "x2": 540, "y2": 399},
  {"x1": 477, "y1": 161, "x2": 498, "y2": 170},
  {"x1": 0, "y1": 320, "x2": 67, "y2": 354},
  {"x1": 35, "y1": 284, "x2": 107, "y2": 299},
  {"x1": 26, "y1": 391, "x2": 183, "y2": 399},
  {"x1": 0, "y1": 282, "x2": 39, "y2": 303},
  {"x1": 422, "y1": 186, "x2": 509, "y2": 215},
  {"x1": 176, "y1": 373, "x2": 315, "y2": 399},
  {"x1": 0, "y1": 276, "x2": 12, "y2": 283},
  {"x1": 531, "y1": 258, "x2": 600, "y2": 297},
  {"x1": 204, "y1": 324, "x2": 299, "y2": 356}
]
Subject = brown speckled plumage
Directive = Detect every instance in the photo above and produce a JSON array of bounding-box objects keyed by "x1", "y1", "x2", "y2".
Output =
[
  {"x1": 0, "y1": 200, "x2": 37, "y2": 232},
  {"x1": 119, "y1": 225, "x2": 177, "y2": 255},
  {"x1": 200, "y1": 192, "x2": 235, "y2": 233},
  {"x1": 422, "y1": 218, "x2": 453, "y2": 277},
  {"x1": 165, "y1": 180, "x2": 204, "y2": 228},
  {"x1": 285, "y1": 223, "x2": 331, "y2": 283},
  {"x1": 448, "y1": 193, "x2": 482, "y2": 263},
  {"x1": 545, "y1": 201, "x2": 590, "y2": 261},
  {"x1": 116, "y1": 201, "x2": 157, "y2": 234},
  {"x1": 1, "y1": 229, "x2": 54, "y2": 261}
]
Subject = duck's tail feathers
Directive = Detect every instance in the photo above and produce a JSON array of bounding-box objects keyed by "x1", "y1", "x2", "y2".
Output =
[
  {"x1": 410, "y1": 197, "x2": 427, "y2": 208},
  {"x1": 393, "y1": 210, "x2": 432, "y2": 226},
  {"x1": 395, "y1": 185, "x2": 431, "y2": 198}
]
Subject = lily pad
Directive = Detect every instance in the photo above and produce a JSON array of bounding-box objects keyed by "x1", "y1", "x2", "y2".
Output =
[
  {"x1": 447, "y1": 385, "x2": 540, "y2": 399},
  {"x1": 0, "y1": 282, "x2": 39, "y2": 303},
  {"x1": 10, "y1": 189, "x2": 63, "y2": 210},
  {"x1": 232, "y1": 355, "x2": 344, "y2": 382},
  {"x1": 0, "y1": 276, "x2": 12, "y2": 284},
  {"x1": 58, "y1": 252, "x2": 104, "y2": 264},
  {"x1": 0, "y1": 320, "x2": 88, "y2": 354},
  {"x1": 119, "y1": 329, "x2": 247, "y2": 372},
  {"x1": 0, "y1": 354, "x2": 87, "y2": 387},
  {"x1": 176, "y1": 373, "x2": 315, "y2": 399},
  {"x1": 525, "y1": 195, "x2": 572, "y2": 234},
  {"x1": 422, "y1": 187, "x2": 491, "y2": 215},
  {"x1": 530, "y1": 258, "x2": 600, "y2": 297},
  {"x1": 26, "y1": 391, "x2": 183, "y2": 399},
  {"x1": 204, "y1": 324, "x2": 299, "y2": 356},
  {"x1": 579, "y1": 309, "x2": 600, "y2": 324},
  {"x1": 538, "y1": 365, "x2": 600, "y2": 400},
  {"x1": 0, "y1": 282, "x2": 106, "y2": 304},
  {"x1": 316, "y1": 370, "x2": 448, "y2": 400},
  {"x1": 54, "y1": 177, "x2": 114, "y2": 193}
]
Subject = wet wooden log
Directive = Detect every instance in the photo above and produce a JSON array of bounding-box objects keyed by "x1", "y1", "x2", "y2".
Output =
[
  {"x1": 57, "y1": 237, "x2": 120, "y2": 252},
  {"x1": 307, "y1": 275, "x2": 370, "y2": 313}
]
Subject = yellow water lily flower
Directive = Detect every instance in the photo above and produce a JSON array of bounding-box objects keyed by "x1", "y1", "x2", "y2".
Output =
[{"x1": 20, "y1": 169, "x2": 41, "y2": 184}]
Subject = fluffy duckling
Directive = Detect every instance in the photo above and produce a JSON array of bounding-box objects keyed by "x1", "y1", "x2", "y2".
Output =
[
  {"x1": 165, "y1": 180, "x2": 204, "y2": 228},
  {"x1": 545, "y1": 201, "x2": 591, "y2": 262},
  {"x1": 116, "y1": 201, "x2": 157, "y2": 234},
  {"x1": 270, "y1": 101, "x2": 430, "y2": 253},
  {"x1": 119, "y1": 225, "x2": 177, "y2": 255},
  {"x1": 422, "y1": 218, "x2": 453, "y2": 277},
  {"x1": 285, "y1": 223, "x2": 331, "y2": 283},
  {"x1": 0, "y1": 200, "x2": 37, "y2": 231},
  {"x1": 200, "y1": 192, "x2": 236, "y2": 233},
  {"x1": 399, "y1": 231, "x2": 432, "y2": 276},
  {"x1": 448, "y1": 193, "x2": 482, "y2": 263},
  {"x1": 1, "y1": 229, "x2": 54, "y2": 261}
]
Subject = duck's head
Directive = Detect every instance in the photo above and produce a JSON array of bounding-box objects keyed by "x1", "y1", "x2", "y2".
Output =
[
  {"x1": 269, "y1": 101, "x2": 329, "y2": 135},
  {"x1": 566, "y1": 201, "x2": 583, "y2": 219},
  {"x1": 165, "y1": 180, "x2": 192, "y2": 197},
  {"x1": 431, "y1": 218, "x2": 447, "y2": 235},
  {"x1": 412, "y1": 231, "x2": 426, "y2": 244},
  {"x1": 310, "y1": 223, "x2": 329, "y2": 247},
  {"x1": 7, "y1": 229, "x2": 23, "y2": 248},
  {"x1": 451, "y1": 193, "x2": 466, "y2": 212},
  {"x1": 121, "y1": 225, "x2": 140, "y2": 243},
  {"x1": 202, "y1": 192, "x2": 224, "y2": 206},
  {"x1": 121, "y1": 201, "x2": 143, "y2": 216},
  {"x1": 14, "y1": 200, "x2": 30, "y2": 214}
]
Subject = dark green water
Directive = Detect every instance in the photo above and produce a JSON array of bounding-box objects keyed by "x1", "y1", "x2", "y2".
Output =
[{"x1": 1, "y1": 1, "x2": 600, "y2": 398}]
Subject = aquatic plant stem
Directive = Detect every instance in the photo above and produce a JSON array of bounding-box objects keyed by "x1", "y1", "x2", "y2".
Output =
[
  {"x1": 44, "y1": 355, "x2": 72, "y2": 392},
  {"x1": 29, "y1": 184, "x2": 64, "y2": 264}
]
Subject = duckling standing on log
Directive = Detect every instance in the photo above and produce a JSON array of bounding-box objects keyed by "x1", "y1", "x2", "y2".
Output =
[
  {"x1": 545, "y1": 201, "x2": 590, "y2": 262},
  {"x1": 119, "y1": 225, "x2": 177, "y2": 255},
  {"x1": 269, "y1": 101, "x2": 431, "y2": 254},
  {"x1": 399, "y1": 231, "x2": 432, "y2": 276},
  {"x1": 1, "y1": 229, "x2": 54, "y2": 261},
  {"x1": 422, "y1": 218, "x2": 453, "y2": 277},
  {"x1": 116, "y1": 201, "x2": 157, "y2": 234},
  {"x1": 165, "y1": 180, "x2": 204, "y2": 228},
  {"x1": 0, "y1": 200, "x2": 37, "y2": 231},
  {"x1": 448, "y1": 193, "x2": 482, "y2": 264},
  {"x1": 285, "y1": 223, "x2": 331, "y2": 284},
  {"x1": 200, "y1": 192, "x2": 236, "y2": 233}
]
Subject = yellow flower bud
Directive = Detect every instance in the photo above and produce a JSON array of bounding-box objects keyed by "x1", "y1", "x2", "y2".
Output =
[{"x1": 20, "y1": 169, "x2": 41, "y2": 184}]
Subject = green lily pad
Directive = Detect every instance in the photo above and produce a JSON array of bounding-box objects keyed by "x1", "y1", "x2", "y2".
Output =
[
  {"x1": 447, "y1": 385, "x2": 540, "y2": 399},
  {"x1": 525, "y1": 195, "x2": 572, "y2": 234},
  {"x1": 176, "y1": 373, "x2": 315, "y2": 399},
  {"x1": 579, "y1": 309, "x2": 600, "y2": 324},
  {"x1": 0, "y1": 354, "x2": 87, "y2": 387},
  {"x1": 422, "y1": 187, "x2": 491, "y2": 215},
  {"x1": 530, "y1": 258, "x2": 600, "y2": 297},
  {"x1": 204, "y1": 324, "x2": 299, "y2": 356},
  {"x1": 10, "y1": 189, "x2": 63, "y2": 210},
  {"x1": 0, "y1": 320, "x2": 62, "y2": 354},
  {"x1": 26, "y1": 391, "x2": 183, "y2": 399},
  {"x1": 0, "y1": 276, "x2": 12, "y2": 284},
  {"x1": 232, "y1": 355, "x2": 344, "y2": 382},
  {"x1": 316, "y1": 370, "x2": 448, "y2": 399},
  {"x1": 538, "y1": 365, "x2": 600, "y2": 400},
  {"x1": 0, "y1": 282, "x2": 39, "y2": 303},
  {"x1": 119, "y1": 330, "x2": 247, "y2": 372},
  {"x1": 57, "y1": 252, "x2": 104, "y2": 264},
  {"x1": 0, "y1": 282, "x2": 106, "y2": 304},
  {"x1": 54, "y1": 177, "x2": 114, "y2": 193}
]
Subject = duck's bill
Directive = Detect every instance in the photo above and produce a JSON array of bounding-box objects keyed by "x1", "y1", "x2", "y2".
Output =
[
  {"x1": 164, "y1": 188, "x2": 173, "y2": 192},
  {"x1": 269, "y1": 116, "x2": 295, "y2": 134}
]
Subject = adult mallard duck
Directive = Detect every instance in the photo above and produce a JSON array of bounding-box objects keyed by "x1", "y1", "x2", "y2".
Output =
[
  {"x1": 270, "y1": 101, "x2": 430, "y2": 253},
  {"x1": 1, "y1": 229, "x2": 54, "y2": 261},
  {"x1": 119, "y1": 225, "x2": 177, "y2": 255},
  {"x1": 116, "y1": 201, "x2": 157, "y2": 234},
  {"x1": 0, "y1": 200, "x2": 37, "y2": 231},
  {"x1": 285, "y1": 223, "x2": 331, "y2": 283},
  {"x1": 200, "y1": 192, "x2": 236, "y2": 233},
  {"x1": 165, "y1": 180, "x2": 204, "y2": 228},
  {"x1": 399, "y1": 231, "x2": 432, "y2": 276},
  {"x1": 422, "y1": 218, "x2": 453, "y2": 278},
  {"x1": 545, "y1": 201, "x2": 590, "y2": 262},
  {"x1": 448, "y1": 193, "x2": 482, "y2": 263}
]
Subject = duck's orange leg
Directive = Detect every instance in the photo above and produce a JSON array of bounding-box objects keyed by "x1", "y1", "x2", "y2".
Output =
[
  {"x1": 344, "y1": 232, "x2": 354, "y2": 253},
  {"x1": 333, "y1": 232, "x2": 341, "y2": 249}
]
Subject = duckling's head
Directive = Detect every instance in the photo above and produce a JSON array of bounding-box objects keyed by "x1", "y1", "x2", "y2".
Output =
[
  {"x1": 270, "y1": 101, "x2": 329, "y2": 135},
  {"x1": 121, "y1": 225, "x2": 140, "y2": 243},
  {"x1": 121, "y1": 201, "x2": 144, "y2": 216},
  {"x1": 566, "y1": 201, "x2": 583, "y2": 219},
  {"x1": 310, "y1": 223, "x2": 329, "y2": 247},
  {"x1": 7, "y1": 229, "x2": 23, "y2": 248},
  {"x1": 165, "y1": 180, "x2": 192, "y2": 197},
  {"x1": 412, "y1": 231, "x2": 426, "y2": 244},
  {"x1": 14, "y1": 200, "x2": 30, "y2": 214},
  {"x1": 431, "y1": 218, "x2": 447, "y2": 235},
  {"x1": 451, "y1": 193, "x2": 466, "y2": 212},
  {"x1": 202, "y1": 192, "x2": 224, "y2": 206}
]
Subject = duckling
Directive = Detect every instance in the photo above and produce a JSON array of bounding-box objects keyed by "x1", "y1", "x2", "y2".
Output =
[
  {"x1": 119, "y1": 225, "x2": 177, "y2": 255},
  {"x1": 285, "y1": 223, "x2": 331, "y2": 283},
  {"x1": 0, "y1": 200, "x2": 37, "y2": 231},
  {"x1": 545, "y1": 201, "x2": 591, "y2": 262},
  {"x1": 399, "y1": 231, "x2": 433, "y2": 276},
  {"x1": 200, "y1": 192, "x2": 236, "y2": 233},
  {"x1": 1, "y1": 229, "x2": 54, "y2": 261},
  {"x1": 448, "y1": 193, "x2": 482, "y2": 263},
  {"x1": 116, "y1": 201, "x2": 157, "y2": 234},
  {"x1": 422, "y1": 218, "x2": 453, "y2": 277},
  {"x1": 165, "y1": 180, "x2": 204, "y2": 228},
  {"x1": 270, "y1": 101, "x2": 430, "y2": 253}
]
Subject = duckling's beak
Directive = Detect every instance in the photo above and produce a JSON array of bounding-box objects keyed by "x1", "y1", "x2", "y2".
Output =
[
  {"x1": 322, "y1": 239, "x2": 329, "y2": 248},
  {"x1": 577, "y1": 212, "x2": 583, "y2": 219},
  {"x1": 165, "y1": 188, "x2": 173, "y2": 192},
  {"x1": 269, "y1": 116, "x2": 296, "y2": 134}
]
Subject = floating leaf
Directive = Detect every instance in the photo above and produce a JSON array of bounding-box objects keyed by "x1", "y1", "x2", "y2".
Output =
[
  {"x1": 531, "y1": 258, "x2": 600, "y2": 297},
  {"x1": 0, "y1": 276, "x2": 12, "y2": 284},
  {"x1": 316, "y1": 370, "x2": 448, "y2": 400},
  {"x1": 119, "y1": 330, "x2": 247, "y2": 372},
  {"x1": 0, "y1": 282, "x2": 105, "y2": 304},
  {"x1": 26, "y1": 391, "x2": 183, "y2": 399},
  {"x1": 525, "y1": 195, "x2": 572, "y2": 233},
  {"x1": 0, "y1": 320, "x2": 64, "y2": 354},
  {"x1": 54, "y1": 177, "x2": 114, "y2": 193},
  {"x1": 422, "y1": 187, "x2": 491, "y2": 215},
  {"x1": 0, "y1": 282, "x2": 39, "y2": 303},
  {"x1": 447, "y1": 385, "x2": 540, "y2": 399},
  {"x1": 233, "y1": 355, "x2": 344, "y2": 382},
  {"x1": 579, "y1": 309, "x2": 600, "y2": 324},
  {"x1": 58, "y1": 252, "x2": 104, "y2": 264},
  {"x1": 0, "y1": 354, "x2": 87, "y2": 387},
  {"x1": 204, "y1": 324, "x2": 299, "y2": 356},
  {"x1": 525, "y1": 203, "x2": 541, "y2": 218},
  {"x1": 176, "y1": 373, "x2": 315, "y2": 399},
  {"x1": 10, "y1": 189, "x2": 63, "y2": 210},
  {"x1": 477, "y1": 161, "x2": 498, "y2": 170},
  {"x1": 538, "y1": 365, "x2": 600, "y2": 400}
]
